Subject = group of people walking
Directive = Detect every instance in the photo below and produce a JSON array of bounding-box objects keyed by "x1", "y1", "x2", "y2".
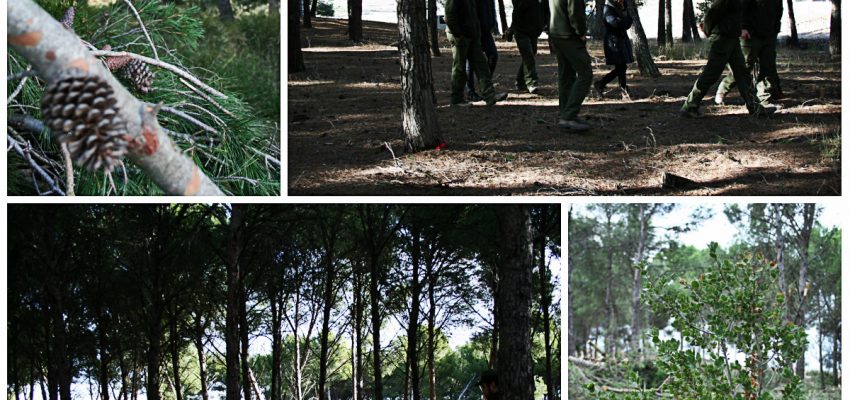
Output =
[{"x1": 444, "y1": 0, "x2": 784, "y2": 132}]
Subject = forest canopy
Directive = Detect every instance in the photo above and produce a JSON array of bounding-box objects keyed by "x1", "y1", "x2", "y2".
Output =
[{"x1": 7, "y1": 204, "x2": 561, "y2": 400}]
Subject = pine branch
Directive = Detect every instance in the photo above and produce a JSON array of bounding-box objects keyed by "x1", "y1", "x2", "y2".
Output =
[
  {"x1": 121, "y1": 0, "x2": 159, "y2": 60},
  {"x1": 7, "y1": 133, "x2": 66, "y2": 196},
  {"x1": 8, "y1": 0, "x2": 224, "y2": 195}
]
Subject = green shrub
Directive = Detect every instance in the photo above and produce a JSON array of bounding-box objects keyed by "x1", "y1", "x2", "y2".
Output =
[{"x1": 316, "y1": 1, "x2": 334, "y2": 16}]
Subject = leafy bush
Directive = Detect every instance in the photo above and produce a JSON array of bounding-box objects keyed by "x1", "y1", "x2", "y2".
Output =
[
  {"x1": 641, "y1": 243, "x2": 807, "y2": 400},
  {"x1": 316, "y1": 1, "x2": 335, "y2": 16}
]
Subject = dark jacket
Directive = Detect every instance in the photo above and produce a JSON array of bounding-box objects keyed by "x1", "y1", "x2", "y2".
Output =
[
  {"x1": 602, "y1": 0, "x2": 633, "y2": 65},
  {"x1": 703, "y1": 0, "x2": 743, "y2": 38},
  {"x1": 549, "y1": 0, "x2": 586, "y2": 39},
  {"x1": 512, "y1": 0, "x2": 550, "y2": 37},
  {"x1": 742, "y1": 0, "x2": 782, "y2": 39},
  {"x1": 446, "y1": 0, "x2": 482, "y2": 38}
]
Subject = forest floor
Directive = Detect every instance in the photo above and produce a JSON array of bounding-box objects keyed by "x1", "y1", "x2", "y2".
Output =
[{"x1": 288, "y1": 18, "x2": 841, "y2": 195}]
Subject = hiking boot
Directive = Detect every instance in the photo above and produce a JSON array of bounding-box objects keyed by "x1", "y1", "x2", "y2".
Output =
[
  {"x1": 714, "y1": 91, "x2": 725, "y2": 105},
  {"x1": 751, "y1": 104, "x2": 777, "y2": 118},
  {"x1": 679, "y1": 107, "x2": 704, "y2": 118},
  {"x1": 486, "y1": 92, "x2": 509, "y2": 106},
  {"x1": 593, "y1": 80, "x2": 605, "y2": 99},
  {"x1": 467, "y1": 91, "x2": 484, "y2": 102},
  {"x1": 558, "y1": 118, "x2": 591, "y2": 132}
]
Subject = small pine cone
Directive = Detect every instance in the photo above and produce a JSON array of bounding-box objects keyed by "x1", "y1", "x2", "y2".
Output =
[
  {"x1": 118, "y1": 59, "x2": 154, "y2": 94},
  {"x1": 105, "y1": 55, "x2": 133, "y2": 71},
  {"x1": 41, "y1": 73, "x2": 129, "y2": 172},
  {"x1": 61, "y1": 7, "x2": 75, "y2": 31}
]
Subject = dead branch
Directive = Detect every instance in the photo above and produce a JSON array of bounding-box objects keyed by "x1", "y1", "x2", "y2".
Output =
[
  {"x1": 60, "y1": 143, "x2": 75, "y2": 196},
  {"x1": 120, "y1": 0, "x2": 158, "y2": 60},
  {"x1": 8, "y1": 0, "x2": 224, "y2": 195},
  {"x1": 8, "y1": 133, "x2": 66, "y2": 195}
]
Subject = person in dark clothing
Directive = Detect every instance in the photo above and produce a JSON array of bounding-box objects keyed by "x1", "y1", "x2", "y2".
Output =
[
  {"x1": 714, "y1": 0, "x2": 783, "y2": 105},
  {"x1": 549, "y1": 0, "x2": 593, "y2": 131},
  {"x1": 478, "y1": 369, "x2": 499, "y2": 400},
  {"x1": 465, "y1": 0, "x2": 499, "y2": 101},
  {"x1": 446, "y1": 0, "x2": 509, "y2": 106},
  {"x1": 680, "y1": 0, "x2": 776, "y2": 118},
  {"x1": 510, "y1": 0, "x2": 549, "y2": 93},
  {"x1": 593, "y1": 0, "x2": 633, "y2": 99}
]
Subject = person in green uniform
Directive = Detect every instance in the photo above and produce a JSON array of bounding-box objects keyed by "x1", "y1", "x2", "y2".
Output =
[
  {"x1": 680, "y1": 0, "x2": 776, "y2": 118},
  {"x1": 510, "y1": 0, "x2": 549, "y2": 94},
  {"x1": 714, "y1": 0, "x2": 783, "y2": 106},
  {"x1": 445, "y1": 0, "x2": 509, "y2": 106},
  {"x1": 549, "y1": 0, "x2": 593, "y2": 131}
]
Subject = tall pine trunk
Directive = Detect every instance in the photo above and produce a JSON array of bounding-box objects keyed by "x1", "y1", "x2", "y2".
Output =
[
  {"x1": 496, "y1": 206, "x2": 534, "y2": 400},
  {"x1": 303, "y1": 0, "x2": 312, "y2": 28},
  {"x1": 630, "y1": 205, "x2": 649, "y2": 353},
  {"x1": 626, "y1": 0, "x2": 661, "y2": 76},
  {"x1": 270, "y1": 292, "x2": 282, "y2": 400},
  {"x1": 369, "y1": 254, "x2": 384, "y2": 400},
  {"x1": 240, "y1": 291, "x2": 252, "y2": 400},
  {"x1": 289, "y1": 0, "x2": 306, "y2": 72},
  {"x1": 170, "y1": 307, "x2": 183, "y2": 400},
  {"x1": 604, "y1": 210, "x2": 617, "y2": 359},
  {"x1": 657, "y1": 0, "x2": 666, "y2": 47},
  {"x1": 537, "y1": 219, "x2": 554, "y2": 400},
  {"x1": 787, "y1": 0, "x2": 798, "y2": 46},
  {"x1": 146, "y1": 312, "x2": 163, "y2": 400},
  {"x1": 225, "y1": 205, "x2": 245, "y2": 400},
  {"x1": 352, "y1": 262, "x2": 364, "y2": 400},
  {"x1": 428, "y1": 0, "x2": 441, "y2": 55},
  {"x1": 426, "y1": 249, "x2": 437, "y2": 400},
  {"x1": 194, "y1": 316, "x2": 209, "y2": 400},
  {"x1": 665, "y1": 0, "x2": 673, "y2": 46},
  {"x1": 830, "y1": 0, "x2": 840, "y2": 56},
  {"x1": 318, "y1": 236, "x2": 337, "y2": 400},
  {"x1": 349, "y1": 0, "x2": 363, "y2": 42},
  {"x1": 683, "y1": 0, "x2": 700, "y2": 42},
  {"x1": 794, "y1": 204, "x2": 816, "y2": 379},
  {"x1": 406, "y1": 227, "x2": 423, "y2": 400},
  {"x1": 398, "y1": 0, "x2": 442, "y2": 152}
]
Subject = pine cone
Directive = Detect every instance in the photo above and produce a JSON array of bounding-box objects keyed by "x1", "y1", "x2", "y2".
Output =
[
  {"x1": 61, "y1": 7, "x2": 75, "y2": 31},
  {"x1": 41, "y1": 73, "x2": 129, "y2": 172},
  {"x1": 118, "y1": 59, "x2": 154, "y2": 94}
]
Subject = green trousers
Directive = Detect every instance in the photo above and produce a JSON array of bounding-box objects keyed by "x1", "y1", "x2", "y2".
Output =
[
  {"x1": 447, "y1": 31, "x2": 496, "y2": 104},
  {"x1": 716, "y1": 35, "x2": 780, "y2": 104},
  {"x1": 683, "y1": 33, "x2": 760, "y2": 113},
  {"x1": 550, "y1": 36, "x2": 592, "y2": 121},
  {"x1": 515, "y1": 31, "x2": 539, "y2": 89}
]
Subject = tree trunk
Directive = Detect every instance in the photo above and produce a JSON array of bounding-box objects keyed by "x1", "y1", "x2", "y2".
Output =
[
  {"x1": 225, "y1": 205, "x2": 245, "y2": 400},
  {"x1": 682, "y1": 0, "x2": 693, "y2": 42},
  {"x1": 348, "y1": 0, "x2": 363, "y2": 42},
  {"x1": 787, "y1": 0, "x2": 798, "y2": 46},
  {"x1": 170, "y1": 306, "x2": 183, "y2": 400},
  {"x1": 428, "y1": 0, "x2": 441, "y2": 55},
  {"x1": 270, "y1": 292, "x2": 282, "y2": 400},
  {"x1": 831, "y1": 330, "x2": 838, "y2": 384},
  {"x1": 830, "y1": 0, "x2": 840, "y2": 56},
  {"x1": 218, "y1": 0, "x2": 235, "y2": 21},
  {"x1": 794, "y1": 204, "x2": 816, "y2": 379},
  {"x1": 488, "y1": 296, "x2": 499, "y2": 368},
  {"x1": 684, "y1": 0, "x2": 700, "y2": 42},
  {"x1": 241, "y1": 290, "x2": 253, "y2": 400},
  {"x1": 289, "y1": 0, "x2": 306, "y2": 72},
  {"x1": 311, "y1": 0, "x2": 319, "y2": 17},
  {"x1": 496, "y1": 206, "x2": 535, "y2": 400},
  {"x1": 426, "y1": 247, "x2": 437, "y2": 400},
  {"x1": 626, "y1": 0, "x2": 662, "y2": 76},
  {"x1": 497, "y1": 0, "x2": 509, "y2": 37},
  {"x1": 537, "y1": 216, "x2": 554, "y2": 400},
  {"x1": 146, "y1": 314, "x2": 163, "y2": 400},
  {"x1": 318, "y1": 238, "x2": 337, "y2": 400},
  {"x1": 604, "y1": 210, "x2": 617, "y2": 359},
  {"x1": 370, "y1": 254, "x2": 384, "y2": 400},
  {"x1": 406, "y1": 227, "x2": 423, "y2": 400},
  {"x1": 194, "y1": 316, "x2": 209, "y2": 400},
  {"x1": 398, "y1": 0, "x2": 442, "y2": 152},
  {"x1": 303, "y1": 0, "x2": 312, "y2": 28},
  {"x1": 46, "y1": 279, "x2": 72, "y2": 400},
  {"x1": 630, "y1": 205, "x2": 649, "y2": 353},
  {"x1": 657, "y1": 0, "x2": 666, "y2": 47},
  {"x1": 817, "y1": 293, "x2": 824, "y2": 389},
  {"x1": 567, "y1": 207, "x2": 575, "y2": 357},
  {"x1": 352, "y1": 262, "x2": 364, "y2": 400},
  {"x1": 665, "y1": 0, "x2": 673, "y2": 46},
  {"x1": 97, "y1": 304, "x2": 111, "y2": 400}
]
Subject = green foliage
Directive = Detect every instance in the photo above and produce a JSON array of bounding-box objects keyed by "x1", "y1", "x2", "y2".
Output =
[
  {"x1": 315, "y1": 1, "x2": 335, "y2": 16},
  {"x1": 642, "y1": 244, "x2": 807, "y2": 400}
]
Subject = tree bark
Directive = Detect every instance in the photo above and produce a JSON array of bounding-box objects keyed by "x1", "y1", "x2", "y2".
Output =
[
  {"x1": 352, "y1": 261, "x2": 364, "y2": 400},
  {"x1": 665, "y1": 0, "x2": 673, "y2": 46},
  {"x1": 625, "y1": 0, "x2": 662, "y2": 76},
  {"x1": 683, "y1": 0, "x2": 700, "y2": 42},
  {"x1": 348, "y1": 0, "x2": 363, "y2": 42},
  {"x1": 496, "y1": 206, "x2": 534, "y2": 400},
  {"x1": 311, "y1": 0, "x2": 319, "y2": 17},
  {"x1": 225, "y1": 205, "x2": 245, "y2": 400},
  {"x1": 830, "y1": 0, "x2": 840, "y2": 56},
  {"x1": 406, "y1": 227, "x2": 423, "y2": 400},
  {"x1": 146, "y1": 312, "x2": 163, "y2": 400},
  {"x1": 537, "y1": 214, "x2": 554, "y2": 400},
  {"x1": 194, "y1": 315, "x2": 210, "y2": 400},
  {"x1": 289, "y1": 0, "x2": 306, "y2": 72},
  {"x1": 170, "y1": 307, "x2": 183, "y2": 400},
  {"x1": 270, "y1": 291, "x2": 282, "y2": 400},
  {"x1": 303, "y1": 0, "x2": 313, "y2": 27},
  {"x1": 794, "y1": 204, "x2": 816, "y2": 379},
  {"x1": 426, "y1": 245, "x2": 437, "y2": 400},
  {"x1": 787, "y1": 0, "x2": 798, "y2": 46},
  {"x1": 657, "y1": 0, "x2": 666, "y2": 47},
  {"x1": 398, "y1": 0, "x2": 442, "y2": 152},
  {"x1": 370, "y1": 254, "x2": 384, "y2": 400},
  {"x1": 97, "y1": 303, "x2": 111, "y2": 400},
  {"x1": 218, "y1": 0, "x2": 235, "y2": 21},
  {"x1": 604, "y1": 209, "x2": 617, "y2": 359},
  {"x1": 241, "y1": 290, "x2": 253, "y2": 400},
  {"x1": 630, "y1": 205, "x2": 650, "y2": 353},
  {"x1": 428, "y1": 0, "x2": 441, "y2": 55},
  {"x1": 7, "y1": 0, "x2": 224, "y2": 195},
  {"x1": 318, "y1": 229, "x2": 338, "y2": 400}
]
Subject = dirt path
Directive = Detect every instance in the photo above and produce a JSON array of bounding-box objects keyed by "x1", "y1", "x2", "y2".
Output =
[{"x1": 288, "y1": 18, "x2": 841, "y2": 195}]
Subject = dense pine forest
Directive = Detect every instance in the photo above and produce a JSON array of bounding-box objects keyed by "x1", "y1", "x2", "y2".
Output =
[
  {"x1": 7, "y1": 204, "x2": 561, "y2": 400},
  {"x1": 568, "y1": 204, "x2": 841, "y2": 399}
]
